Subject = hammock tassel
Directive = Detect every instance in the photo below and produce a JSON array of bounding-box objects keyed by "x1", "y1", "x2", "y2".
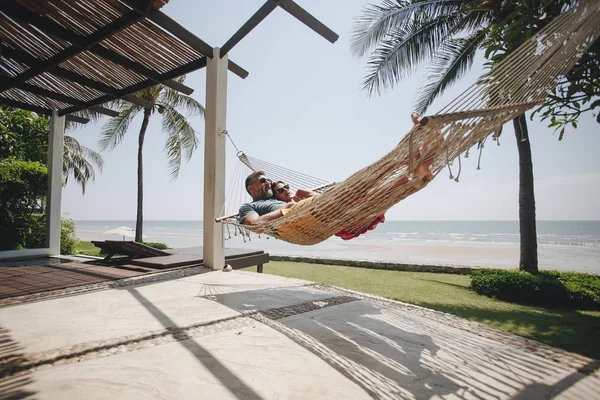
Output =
[
  {"x1": 477, "y1": 143, "x2": 484, "y2": 170},
  {"x1": 407, "y1": 129, "x2": 415, "y2": 180},
  {"x1": 446, "y1": 142, "x2": 454, "y2": 179},
  {"x1": 455, "y1": 155, "x2": 462, "y2": 182}
]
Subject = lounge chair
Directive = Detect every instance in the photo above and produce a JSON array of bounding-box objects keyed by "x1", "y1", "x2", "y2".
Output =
[{"x1": 91, "y1": 240, "x2": 169, "y2": 263}]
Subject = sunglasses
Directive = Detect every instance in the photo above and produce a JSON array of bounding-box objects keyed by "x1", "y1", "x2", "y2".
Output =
[
  {"x1": 276, "y1": 184, "x2": 290, "y2": 194},
  {"x1": 254, "y1": 177, "x2": 271, "y2": 185}
]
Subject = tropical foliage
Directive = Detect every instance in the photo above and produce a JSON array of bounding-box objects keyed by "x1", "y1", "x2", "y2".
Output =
[
  {"x1": 531, "y1": 40, "x2": 600, "y2": 137},
  {"x1": 0, "y1": 106, "x2": 104, "y2": 194},
  {"x1": 471, "y1": 268, "x2": 600, "y2": 310},
  {"x1": 60, "y1": 217, "x2": 79, "y2": 255},
  {"x1": 99, "y1": 75, "x2": 205, "y2": 242},
  {"x1": 0, "y1": 107, "x2": 104, "y2": 250},
  {"x1": 351, "y1": 0, "x2": 581, "y2": 111},
  {"x1": 0, "y1": 158, "x2": 47, "y2": 250},
  {"x1": 351, "y1": 0, "x2": 596, "y2": 273}
]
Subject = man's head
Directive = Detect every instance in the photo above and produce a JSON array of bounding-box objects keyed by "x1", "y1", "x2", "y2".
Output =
[{"x1": 245, "y1": 170, "x2": 273, "y2": 200}]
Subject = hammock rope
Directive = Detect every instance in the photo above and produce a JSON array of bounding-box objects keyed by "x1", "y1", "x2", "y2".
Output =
[{"x1": 218, "y1": 0, "x2": 600, "y2": 246}]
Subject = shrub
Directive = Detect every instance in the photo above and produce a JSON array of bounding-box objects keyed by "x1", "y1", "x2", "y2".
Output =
[
  {"x1": 0, "y1": 158, "x2": 48, "y2": 250},
  {"x1": 470, "y1": 269, "x2": 600, "y2": 310},
  {"x1": 60, "y1": 217, "x2": 78, "y2": 255},
  {"x1": 141, "y1": 241, "x2": 169, "y2": 250}
]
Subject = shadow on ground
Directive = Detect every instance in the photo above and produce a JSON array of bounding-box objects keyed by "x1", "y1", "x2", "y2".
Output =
[
  {"x1": 415, "y1": 302, "x2": 600, "y2": 360},
  {"x1": 208, "y1": 285, "x2": 600, "y2": 399},
  {"x1": 0, "y1": 326, "x2": 36, "y2": 399}
]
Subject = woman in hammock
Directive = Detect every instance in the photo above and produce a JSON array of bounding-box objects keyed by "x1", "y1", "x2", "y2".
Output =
[
  {"x1": 240, "y1": 113, "x2": 442, "y2": 230},
  {"x1": 271, "y1": 180, "x2": 385, "y2": 240}
]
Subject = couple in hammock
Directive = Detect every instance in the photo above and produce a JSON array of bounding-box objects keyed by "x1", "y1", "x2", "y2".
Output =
[{"x1": 238, "y1": 112, "x2": 441, "y2": 239}]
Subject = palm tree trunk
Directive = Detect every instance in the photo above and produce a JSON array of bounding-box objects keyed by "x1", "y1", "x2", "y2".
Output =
[
  {"x1": 513, "y1": 113, "x2": 538, "y2": 273},
  {"x1": 135, "y1": 109, "x2": 151, "y2": 242}
]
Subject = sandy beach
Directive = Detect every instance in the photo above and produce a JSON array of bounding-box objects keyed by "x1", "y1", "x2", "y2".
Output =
[
  {"x1": 219, "y1": 235, "x2": 600, "y2": 274},
  {"x1": 75, "y1": 220, "x2": 600, "y2": 275}
]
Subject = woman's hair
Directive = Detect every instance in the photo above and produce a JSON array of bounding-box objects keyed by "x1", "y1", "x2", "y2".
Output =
[{"x1": 271, "y1": 180, "x2": 286, "y2": 199}]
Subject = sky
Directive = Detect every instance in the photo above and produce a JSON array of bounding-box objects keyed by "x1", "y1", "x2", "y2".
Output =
[{"x1": 61, "y1": 0, "x2": 600, "y2": 222}]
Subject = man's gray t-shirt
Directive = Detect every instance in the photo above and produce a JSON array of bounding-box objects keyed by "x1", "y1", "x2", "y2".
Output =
[{"x1": 239, "y1": 199, "x2": 286, "y2": 224}]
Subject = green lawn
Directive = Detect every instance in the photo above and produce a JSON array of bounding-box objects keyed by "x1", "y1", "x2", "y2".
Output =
[
  {"x1": 241, "y1": 261, "x2": 600, "y2": 360},
  {"x1": 76, "y1": 241, "x2": 102, "y2": 257}
]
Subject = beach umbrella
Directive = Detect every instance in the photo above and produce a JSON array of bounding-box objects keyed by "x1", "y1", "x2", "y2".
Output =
[{"x1": 102, "y1": 226, "x2": 146, "y2": 241}]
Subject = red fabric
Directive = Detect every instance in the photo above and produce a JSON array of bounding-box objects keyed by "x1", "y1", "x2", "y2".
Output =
[{"x1": 334, "y1": 213, "x2": 386, "y2": 240}]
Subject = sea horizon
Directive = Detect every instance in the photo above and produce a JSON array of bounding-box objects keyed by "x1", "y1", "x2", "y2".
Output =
[{"x1": 74, "y1": 220, "x2": 600, "y2": 274}]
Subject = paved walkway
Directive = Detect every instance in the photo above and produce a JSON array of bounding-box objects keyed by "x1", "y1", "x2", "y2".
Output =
[{"x1": 1, "y1": 269, "x2": 599, "y2": 399}]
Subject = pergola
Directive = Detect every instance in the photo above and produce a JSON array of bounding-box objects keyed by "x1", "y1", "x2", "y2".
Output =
[{"x1": 0, "y1": 0, "x2": 337, "y2": 268}]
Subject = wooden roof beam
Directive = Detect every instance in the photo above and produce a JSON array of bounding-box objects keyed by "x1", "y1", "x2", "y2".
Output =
[
  {"x1": 220, "y1": 0, "x2": 280, "y2": 57},
  {"x1": 18, "y1": 83, "x2": 120, "y2": 117},
  {"x1": 120, "y1": 1, "x2": 250, "y2": 79},
  {"x1": 1, "y1": 45, "x2": 154, "y2": 109},
  {"x1": 88, "y1": 46, "x2": 193, "y2": 95},
  {"x1": 219, "y1": 0, "x2": 338, "y2": 59},
  {"x1": 0, "y1": 1, "x2": 194, "y2": 94},
  {"x1": 0, "y1": 97, "x2": 89, "y2": 123},
  {"x1": 279, "y1": 0, "x2": 338, "y2": 44},
  {"x1": 142, "y1": 9, "x2": 249, "y2": 79},
  {"x1": 59, "y1": 57, "x2": 207, "y2": 116}
]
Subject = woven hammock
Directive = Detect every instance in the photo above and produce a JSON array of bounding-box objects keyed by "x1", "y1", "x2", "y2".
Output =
[{"x1": 219, "y1": 0, "x2": 600, "y2": 245}]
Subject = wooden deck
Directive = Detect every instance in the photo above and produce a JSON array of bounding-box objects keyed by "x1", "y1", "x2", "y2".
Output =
[{"x1": 0, "y1": 247, "x2": 268, "y2": 300}]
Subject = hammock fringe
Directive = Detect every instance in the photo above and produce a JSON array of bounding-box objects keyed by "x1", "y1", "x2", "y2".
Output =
[{"x1": 220, "y1": 0, "x2": 600, "y2": 246}]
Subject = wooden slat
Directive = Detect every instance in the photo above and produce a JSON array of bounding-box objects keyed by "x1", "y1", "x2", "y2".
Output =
[
  {"x1": 1, "y1": 45, "x2": 154, "y2": 108},
  {"x1": 0, "y1": 97, "x2": 89, "y2": 123},
  {"x1": 147, "y1": 11, "x2": 250, "y2": 79},
  {"x1": 0, "y1": 2, "x2": 194, "y2": 95},
  {"x1": 88, "y1": 46, "x2": 194, "y2": 94},
  {"x1": 0, "y1": 2, "x2": 151, "y2": 92},
  {"x1": 59, "y1": 57, "x2": 207, "y2": 116},
  {"x1": 146, "y1": 11, "x2": 214, "y2": 58}
]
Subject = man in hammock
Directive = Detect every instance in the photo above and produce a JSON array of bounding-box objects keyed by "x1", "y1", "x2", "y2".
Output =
[
  {"x1": 239, "y1": 112, "x2": 440, "y2": 227},
  {"x1": 238, "y1": 172, "x2": 317, "y2": 225}
]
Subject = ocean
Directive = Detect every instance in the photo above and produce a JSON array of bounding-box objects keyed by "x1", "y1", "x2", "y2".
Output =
[{"x1": 75, "y1": 220, "x2": 600, "y2": 274}]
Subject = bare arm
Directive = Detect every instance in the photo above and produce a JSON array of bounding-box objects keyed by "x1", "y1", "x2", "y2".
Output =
[
  {"x1": 243, "y1": 202, "x2": 296, "y2": 226},
  {"x1": 293, "y1": 188, "x2": 319, "y2": 202}
]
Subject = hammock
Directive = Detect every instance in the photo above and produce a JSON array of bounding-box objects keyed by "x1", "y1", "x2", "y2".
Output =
[{"x1": 219, "y1": 0, "x2": 600, "y2": 245}]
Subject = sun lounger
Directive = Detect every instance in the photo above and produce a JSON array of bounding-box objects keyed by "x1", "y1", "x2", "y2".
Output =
[
  {"x1": 91, "y1": 240, "x2": 169, "y2": 263},
  {"x1": 91, "y1": 241, "x2": 268, "y2": 272}
]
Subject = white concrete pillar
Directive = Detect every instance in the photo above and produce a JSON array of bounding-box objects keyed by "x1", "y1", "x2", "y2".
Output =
[
  {"x1": 47, "y1": 111, "x2": 65, "y2": 255},
  {"x1": 203, "y1": 48, "x2": 228, "y2": 269}
]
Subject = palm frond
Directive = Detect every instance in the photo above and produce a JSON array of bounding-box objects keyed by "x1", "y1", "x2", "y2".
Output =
[
  {"x1": 160, "y1": 87, "x2": 205, "y2": 118},
  {"x1": 98, "y1": 104, "x2": 142, "y2": 151},
  {"x1": 63, "y1": 135, "x2": 104, "y2": 194},
  {"x1": 413, "y1": 32, "x2": 485, "y2": 113},
  {"x1": 160, "y1": 105, "x2": 199, "y2": 180},
  {"x1": 351, "y1": 0, "x2": 465, "y2": 57},
  {"x1": 361, "y1": 13, "x2": 465, "y2": 95}
]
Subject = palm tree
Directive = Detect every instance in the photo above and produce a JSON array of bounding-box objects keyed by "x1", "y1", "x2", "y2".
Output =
[
  {"x1": 99, "y1": 75, "x2": 205, "y2": 242},
  {"x1": 0, "y1": 106, "x2": 104, "y2": 195},
  {"x1": 351, "y1": 0, "x2": 575, "y2": 273},
  {"x1": 62, "y1": 134, "x2": 104, "y2": 194}
]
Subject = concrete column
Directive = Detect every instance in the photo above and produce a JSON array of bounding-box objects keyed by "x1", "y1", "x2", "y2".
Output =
[
  {"x1": 203, "y1": 48, "x2": 228, "y2": 269},
  {"x1": 47, "y1": 111, "x2": 65, "y2": 255}
]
